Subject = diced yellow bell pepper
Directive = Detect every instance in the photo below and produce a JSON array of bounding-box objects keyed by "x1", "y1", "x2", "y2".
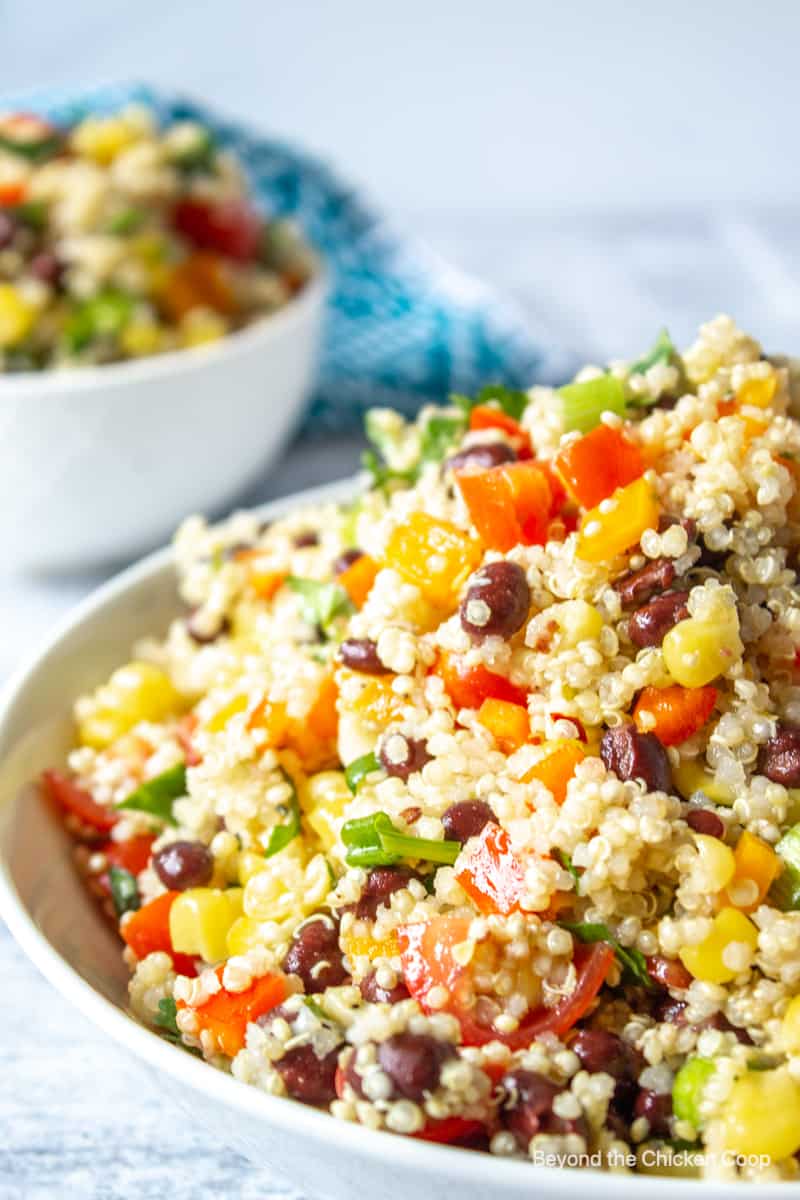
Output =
[
  {"x1": 71, "y1": 115, "x2": 142, "y2": 163},
  {"x1": 119, "y1": 319, "x2": 163, "y2": 358},
  {"x1": 663, "y1": 615, "x2": 743, "y2": 689},
  {"x1": 169, "y1": 886, "x2": 244, "y2": 963},
  {"x1": 736, "y1": 374, "x2": 776, "y2": 411},
  {"x1": 721, "y1": 1067, "x2": 800, "y2": 1160},
  {"x1": 679, "y1": 906, "x2": 758, "y2": 984},
  {"x1": 349, "y1": 675, "x2": 407, "y2": 730},
  {"x1": 77, "y1": 661, "x2": 183, "y2": 749},
  {"x1": 202, "y1": 693, "x2": 249, "y2": 735},
  {"x1": 781, "y1": 995, "x2": 800, "y2": 1055},
  {"x1": 673, "y1": 760, "x2": 734, "y2": 805},
  {"x1": 575, "y1": 477, "x2": 659, "y2": 563},
  {"x1": 302, "y1": 770, "x2": 351, "y2": 853},
  {"x1": 725, "y1": 830, "x2": 780, "y2": 912},
  {"x1": 226, "y1": 914, "x2": 272, "y2": 956},
  {"x1": 342, "y1": 930, "x2": 400, "y2": 962},
  {"x1": 0, "y1": 284, "x2": 35, "y2": 349},
  {"x1": 694, "y1": 833, "x2": 736, "y2": 892},
  {"x1": 383, "y1": 513, "x2": 481, "y2": 609}
]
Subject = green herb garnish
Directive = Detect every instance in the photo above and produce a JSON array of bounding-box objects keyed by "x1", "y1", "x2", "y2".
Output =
[
  {"x1": 117, "y1": 763, "x2": 186, "y2": 826},
  {"x1": 155, "y1": 996, "x2": 181, "y2": 1039},
  {"x1": 341, "y1": 810, "x2": 460, "y2": 868},
  {"x1": 554, "y1": 848, "x2": 581, "y2": 893},
  {"x1": 263, "y1": 768, "x2": 301, "y2": 857},
  {"x1": 287, "y1": 576, "x2": 354, "y2": 636},
  {"x1": 561, "y1": 920, "x2": 652, "y2": 987},
  {"x1": 344, "y1": 750, "x2": 381, "y2": 794},
  {"x1": 109, "y1": 865, "x2": 140, "y2": 918}
]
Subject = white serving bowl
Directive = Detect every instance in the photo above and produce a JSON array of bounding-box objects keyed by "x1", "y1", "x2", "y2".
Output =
[
  {"x1": 0, "y1": 271, "x2": 327, "y2": 572},
  {"x1": 0, "y1": 481, "x2": 773, "y2": 1199}
]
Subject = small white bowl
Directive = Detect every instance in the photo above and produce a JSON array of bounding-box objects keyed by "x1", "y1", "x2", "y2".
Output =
[
  {"x1": 0, "y1": 271, "x2": 327, "y2": 572},
  {"x1": 0, "y1": 481, "x2": 769, "y2": 1199}
]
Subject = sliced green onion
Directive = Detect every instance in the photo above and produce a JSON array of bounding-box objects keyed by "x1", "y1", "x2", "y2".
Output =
[
  {"x1": 263, "y1": 768, "x2": 300, "y2": 857},
  {"x1": 109, "y1": 865, "x2": 140, "y2": 918},
  {"x1": 117, "y1": 763, "x2": 186, "y2": 825},
  {"x1": 558, "y1": 374, "x2": 626, "y2": 434},
  {"x1": 771, "y1": 824, "x2": 800, "y2": 910},
  {"x1": 341, "y1": 810, "x2": 459, "y2": 868},
  {"x1": 64, "y1": 288, "x2": 135, "y2": 353},
  {"x1": 344, "y1": 750, "x2": 381, "y2": 794},
  {"x1": 630, "y1": 328, "x2": 677, "y2": 376},
  {"x1": 672, "y1": 1057, "x2": 716, "y2": 1128}
]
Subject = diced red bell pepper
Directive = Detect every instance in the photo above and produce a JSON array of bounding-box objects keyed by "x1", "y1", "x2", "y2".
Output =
[
  {"x1": 42, "y1": 769, "x2": 117, "y2": 833},
  {"x1": 399, "y1": 918, "x2": 613, "y2": 1049},
  {"x1": 438, "y1": 652, "x2": 528, "y2": 710},
  {"x1": 414, "y1": 1116, "x2": 486, "y2": 1145},
  {"x1": 456, "y1": 461, "x2": 552, "y2": 552},
  {"x1": 455, "y1": 822, "x2": 526, "y2": 915},
  {"x1": 469, "y1": 405, "x2": 532, "y2": 458},
  {"x1": 178, "y1": 965, "x2": 288, "y2": 1057},
  {"x1": 121, "y1": 891, "x2": 196, "y2": 976},
  {"x1": 633, "y1": 684, "x2": 717, "y2": 747},
  {"x1": 103, "y1": 834, "x2": 155, "y2": 876},
  {"x1": 0, "y1": 182, "x2": 27, "y2": 206},
  {"x1": 173, "y1": 198, "x2": 262, "y2": 261},
  {"x1": 554, "y1": 423, "x2": 644, "y2": 510}
]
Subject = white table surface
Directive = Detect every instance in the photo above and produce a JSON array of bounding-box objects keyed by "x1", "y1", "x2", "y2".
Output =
[{"x1": 2, "y1": 214, "x2": 797, "y2": 1197}]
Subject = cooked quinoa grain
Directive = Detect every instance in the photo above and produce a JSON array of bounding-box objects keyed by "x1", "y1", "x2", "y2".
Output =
[{"x1": 44, "y1": 317, "x2": 800, "y2": 1179}]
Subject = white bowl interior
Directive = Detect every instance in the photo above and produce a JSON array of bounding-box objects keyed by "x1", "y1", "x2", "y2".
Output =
[{"x1": 0, "y1": 480, "x2": 781, "y2": 1199}]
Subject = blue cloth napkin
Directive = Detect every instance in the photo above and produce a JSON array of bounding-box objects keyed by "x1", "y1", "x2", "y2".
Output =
[{"x1": 3, "y1": 82, "x2": 575, "y2": 432}]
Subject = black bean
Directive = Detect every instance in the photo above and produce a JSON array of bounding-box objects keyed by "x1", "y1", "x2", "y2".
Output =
[
  {"x1": 274, "y1": 1043, "x2": 340, "y2": 1105},
  {"x1": 686, "y1": 808, "x2": 725, "y2": 838},
  {"x1": 659, "y1": 514, "x2": 697, "y2": 543},
  {"x1": 152, "y1": 840, "x2": 213, "y2": 891},
  {"x1": 282, "y1": 914, "x2": 349, "y2": 993},
  {"x1": 356, "y1": 866, "x2": 418, "y2": 920},
  {"x1": 460, "y1": 561, "x2": 530, "y2": 642},
  {"x1": 500, "y1": 1069, "x2": 587, "y2": 1148},
  {"x1": 379, "y1": 733, "x2": 432, "y2": 781},
  {"x1": 0, "y1": 211, "x2": 15, "y2": 250},
  {"x1": 698, "y1": 1012, "x2": 754, "y2": 1045},
  {"x1": 359, "y1": 970, "x2": 410, "y2": 1004},
  {"x1": 571, "y1": 1029, "x2": 641, "y2": 1081},
  {"x1": 441, "y1": 799, "x2": 497, "y2": 844},
  {"x1": 28, "y1": 251, "x2": 62, "y2": 286},
  {"x1": 628, "y1": 591, "x2": 690, "y2": 648},
  {"x1": 446, "y1": 441, "x2": 517, "y2": 473},
  {"x1": 758, "y1": 724, "x2": 800, "y2": 786},
  {"x1": 332, "y1": 548, "x2": 364, "y2": 577},
  {"x1": 601, "y1": 724, "x2": 673, "y2": 793},
  {"x1": 614, "y1": 557, "x2": 676, "y2": 608},
  {"x1": 185, "y1": 610, "x2": 231, "y2": 645},
  {"x1": 634, "y1": 1089, "x2": 672, "y2": 1137},
  {"x1": 646, "y1": 955, "x2": 693, "y2": 991},
  {"x1": 654, "y1": 997, "x2": 689, "y2": 1025},
  {"x1": 377, "y1": 1033, "x2": 456, "y2": 1100},
  {"x1": 339, "y1": 637, "x2": 390, "y2": 675},
  {"x1": 293, "y1": 530, "x2": 319, "y2": 548}
]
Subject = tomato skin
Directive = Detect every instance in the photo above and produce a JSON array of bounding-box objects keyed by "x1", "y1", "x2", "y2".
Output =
[
  {"x1": 103, "y1": 834, "x2": 155, "y2": 876},
  {"x1": 438, "y1": 652, "x2": 528, "y2": 710},
  {"x1": 121, "y1": 890, "x2": 196, "y2": 976},
  {"x1": 42, "y1": 769, "x2": 117, "y2": 833},
  {"x1": 456, "y1": 823, "x2": 526, "y2": 916},
  {"x1": 173, "y1": 198, "x2": 262, "y2": 261},
  {"x1": 399, "y1": 919, "x2": 614, "y2": 1050}
]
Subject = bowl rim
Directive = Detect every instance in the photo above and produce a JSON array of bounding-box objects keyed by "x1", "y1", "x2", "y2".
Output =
[
  {"x1": 0, "y1": 477, "x2": 776, "y2": 1197},
  {"x1": 0, "y1": 265, "x2": 328, "y2": 397}
]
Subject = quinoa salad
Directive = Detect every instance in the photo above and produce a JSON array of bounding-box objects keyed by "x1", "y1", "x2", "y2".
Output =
[
  {"x1": 0, "y1": 105, "x2": 314, "y2": 370},
  {"x1": 43, "y1": 315, "x2": 800, "y2": 1180}
]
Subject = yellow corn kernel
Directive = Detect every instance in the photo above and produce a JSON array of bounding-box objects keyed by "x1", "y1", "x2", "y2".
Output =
[
  {"x1": 695, "y1": 833, "x2": 736, "y2": 892},
  {"x1": 237, "y1": 851, "x2": 271, "y2": 886},
  {"x1": 736, "y1": 373, "x2": 776, "y2": 411},
  {"x1": 679, "y1": 906, "x2": 758, "y2": 984},
  {"x1": 721, "y1": 1067, "x2": 800, "y2": 1160},
  {"x1": 383, "y1": 513, "x2": 481, "y2": 609},
  {"x1": 202, "y1": 693, "x2": 249, "y2": 735},
  {"x1": 781, "y1": 996, "x2": 800, "y2": 1055},
  {"x1": 673, "y1": 760, "x2": 734, "y2": 805},
  {"x1": 77, "y1": 661, "x2": 183, "y2": 749},
  {"x1": 71, "y1": 115, "x2": 142, "y2": 163},
  {"x1": 576, "y1": 477, "x2": 660, "y2": 563},
  {"x1": 553, "y1": 600, "x2": 604, "y2": 646},
  {"x1": 302, "y1": 770, "x2": 351, "y2": 853},
  {"x1": 349, "y1": 675, "x2": 407, "y2": 730},
  {"x1": 226, "y1": 914, "x2": 272, "y2": 957},
  {"x1": 0, "y1": 284, "x2": 35, "y2": 348},
  {"x1": 342, "y1": 930, "x2": 400, "y2": 962},
  {"x1": 169, "y1": 887, "x2": 244, "y2": 963},
  {"x1": 662, "y1": 615, "x2": 743, "y2": 688},
  {"x1": 119, "y1": 319, "x2": 163, "y2": 358},
  {"x1": 180, "y1": 308, "x2": 229, "y2": 348}
]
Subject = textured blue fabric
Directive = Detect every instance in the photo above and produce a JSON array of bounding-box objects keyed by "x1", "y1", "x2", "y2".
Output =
[{"x1": 2, "y1": 82, "x2": 575, "y2": 432}]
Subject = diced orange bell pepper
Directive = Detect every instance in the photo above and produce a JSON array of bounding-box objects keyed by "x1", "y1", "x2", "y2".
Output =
[
  {"x1": 384, "y1": 513, "x2": 481, "y2": 608},
  {"x1": 349, "y1": 674, "x2": 405, "y2": 728},
  {"x1": 306, "y1": 673, "x2": 339, "y2": 741},
  {"x1": 338, "y1": 553, "x2": 379, "y2": 608},
  {"x1": 554, "y1": 424, "x2": 644, "y2": 510},
  {"x1": 717, "y1": 397, "x2": 736, "y2": 417},
  {"x1": 437, "y1": 651, "x2": 528, "y2": 710},
  {"x1": 469, "y1": 405, "x2": 532, "y2": 457},
  {"x1": 725, "y1": 830, "x2": 781, "y2": 913},
  {"x1": 736, "y1": 375, "x2": 776, "y2": 410},
  {"x1": 247, "y1": 697, "x2": 290, "y2": 746},
  {"x1": 524, "y1": 740, "x2": 586, "y2": 804},
  {"x1": 0, "y1": 181, "x2": 26, "y2": 206},
  {"x1": 456, "y1": 822, "x2": 526, "y2": 915},
  {"x1": 576, "y1": 477, "x2": 659, "y2": 563},
  {"x1": 178, "y1": 965, "x2": 288, "y2": 1057},
  {"x1": 456, "y1": 461, "x2": 552, "y2": 552},
  {"x1": 159, "y1": 252, "x2": 236, "y2": 321},
  {"x1": 633, "y1": 684, "x2": 717, "y2": 747},
  {"x1": 477, "y1": 697, "x2": 530, "y2": 753},
  {"x1": 121, "y1": 891, "x2": 196, "y2": 975}
]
